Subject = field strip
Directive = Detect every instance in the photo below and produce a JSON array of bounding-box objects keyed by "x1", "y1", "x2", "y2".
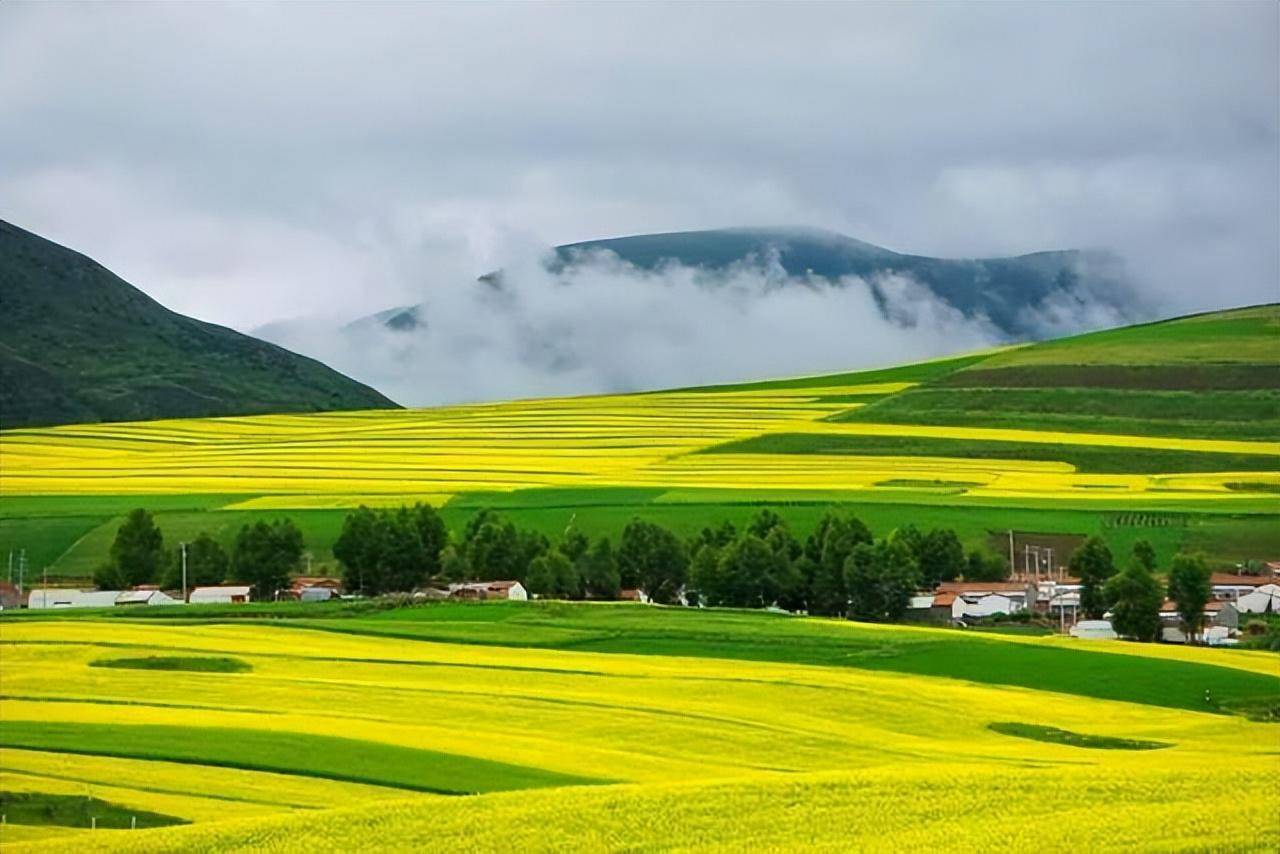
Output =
[{"x1": 797, "y1": 422, "x2": 1280, "y2": 454}]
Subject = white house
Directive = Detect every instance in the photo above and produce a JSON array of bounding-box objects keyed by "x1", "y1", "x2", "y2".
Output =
[
  {"x1": 1234, "y1": 584, "x2": 1280, "y2": 615},
  {"x1": 188, "y1": 585, "x2": 252, "y2": 605},
  {"x1": 1209, "y1": 573, "x2": 1269, "y2": 601},
  {"x1": 115, "y1": 589, "x2": 180, "y2": 607},
  {"x1": 1069, "y1": 619, "x2": 1118, "y2": 640},
  {"x1": 936, "y1": 582, "x2": 1030, "y2": 621},
  {"x1": 26, "y1": 589, "x2": 121, "y2": 609},
  {"x1": 448, "y1": 581, "x2": 528, "y2": 601}
]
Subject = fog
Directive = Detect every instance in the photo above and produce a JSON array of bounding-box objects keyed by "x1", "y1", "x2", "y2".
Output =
[{"x1": 261, "y1": 247, "x2": 1130, "y2": 405}]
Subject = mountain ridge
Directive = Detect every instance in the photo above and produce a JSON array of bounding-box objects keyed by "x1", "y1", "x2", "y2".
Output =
[
  {"x1": 0, "y1": 220, "x2": 400, "y2": 429},
  {"x1": 357, "y1": 226, "x2": 1134, "y2": 339}
]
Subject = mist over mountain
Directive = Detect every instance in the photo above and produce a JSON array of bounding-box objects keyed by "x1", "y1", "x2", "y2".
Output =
[{"x1": 256, "y1": 227, "x2": 1141, "y2": 407}]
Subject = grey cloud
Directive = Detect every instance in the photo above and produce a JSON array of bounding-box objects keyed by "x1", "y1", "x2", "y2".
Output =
[{"x1": 1, "y1": 2, "x2": 1275, "y2": 392}]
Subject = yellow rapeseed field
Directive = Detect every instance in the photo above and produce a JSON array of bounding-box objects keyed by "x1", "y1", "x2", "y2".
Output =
[
  {"x1": 1, "y1": 618, "x2": 1276, "y2": 851},
  {"x1": 2, "y1": 379, "x2": 1277, "y2": 504}
]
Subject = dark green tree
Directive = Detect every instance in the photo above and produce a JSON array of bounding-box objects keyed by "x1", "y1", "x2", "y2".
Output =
[
  {"x1": 963, "y1": 548, "x2": 1009, "y2": 582},
  {"x1": 1132, "y1": 539, "x2": 1157, "y2": 574},
  {"x1": 464, "y1": 515, "x2": 521, "y2": 581},
  {"x1": 232, "y1": 519, "x2": 303, "y2": 600},
  {"x1": 846, "y1": 539, "x2": 920, "y2": 622},
  {"x1": 333, "y1": 506, "x2": 383, "y2": 593},
  {"x1": 107, "y1": 508, "x2": 164, "y2": 587},
  {"x1": 578, "y1": 537, "x2": 620, "y2": 600},
  {"x1": 163, "y1": 532, "x2": 228, "y2": 590},
  {"x1": 1167, "y1": 553, "x2": 1212, "y2": 643},
  {"x1": 559, "y1": 525, "x2": 590, "y2": 564},
  {"x1": 1070, "y1": 536, "x2": 1116, "y2": 619},
  {"x1": 915, "y1": 528, "x2": 965, "y2": 588},
  {"x1": 526, "y1": 550, "x2": 578, "y2": 598},
  {"x1": 617, "y1": 518, "x2": 688, "y2": 604},
  {"x1": 1104, "y1": 559, "x2": 1163, "y2": 642}
]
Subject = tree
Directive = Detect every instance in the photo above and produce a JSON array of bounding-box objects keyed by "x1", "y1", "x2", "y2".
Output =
[
  {"x1": 617, "y1": 519, "x2": 688, "y2": 604},
  {"x1": 332, "y1": 504, "x2": 455, "y2": 594},
  {"x1": 107, "y1": 509, "x2": 164, "y2": 587},
  {"x1": 333, "y1": 506, "x2": 383, "y2": 594},
  {"x1": 526, "y1": 551, "x2": 577, "y2": 599},
  {"x1": 559, "y1": 526, "x2": 590, "y2": 564},
  {"x1": 963, "y1": 548, "x2": 1009, "y2": 582},
  {"x1": 1104, "y1": 559, "x2": 1162, "y2": 642},
  {"x1": 464, "y1": 515, "x2": 520, "y2": 581},
  {"x1": 845, "y1": 539, "x2": 919, "y2": 622},
  {"x1": 1168, "y1": 553, "x2": 1212, "y2": 644},
  {"x1": 1132, "y1": 539, "x2": 1157, "y2": 574},
  {"x1": 410, "y1": 503, "x2": 448, "y2": 578},
  {"x1": 914, "y1": 529, "x2": 965, "y2": 588},
  {"x1": 162, "y1": 532, "x2": 228, "y2": 590},
  {"x1": 232, "y1": 519, "x2": 303, "y2": 600},
  {"x1": 578, "y1": 537, "x2": 620, "y2": 600},
  {"x1": 1070, "y1": 536, "x2": 1116, "y2": 619}
]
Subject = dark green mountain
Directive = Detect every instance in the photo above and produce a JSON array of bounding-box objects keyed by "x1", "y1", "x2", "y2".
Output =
[
  {"x1": 366, "y1": 227, "x2": 1133, "y2": 338},
  {"x1": 0, "y1": 220, "x2": 399, "y2": 429}
]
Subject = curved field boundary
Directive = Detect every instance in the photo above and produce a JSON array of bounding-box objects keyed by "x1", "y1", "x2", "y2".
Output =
[{"x1": 0, "y1": 721, "x2": 605, "y2": 795}]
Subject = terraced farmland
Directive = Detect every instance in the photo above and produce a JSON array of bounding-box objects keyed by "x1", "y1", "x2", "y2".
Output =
[
  {"x1": 1, "y1": 604, "x2": 1277, "y2": 850},
  {"x1": 2, "y1": 306, "x2": 1277, "y2": 575}
]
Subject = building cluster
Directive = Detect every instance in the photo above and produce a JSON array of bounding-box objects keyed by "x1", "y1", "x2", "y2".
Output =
[{"x1": 907, "y1": 571, "x2": 1279, "y2": 645}]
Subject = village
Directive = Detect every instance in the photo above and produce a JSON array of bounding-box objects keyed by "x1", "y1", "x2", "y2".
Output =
[{"x1": 6, "y1": 559, "x2": 1278, "y2": 647}]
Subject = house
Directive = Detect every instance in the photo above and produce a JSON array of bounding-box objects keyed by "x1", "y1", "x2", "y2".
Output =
[
  {"x1": 287, "y1": 577, "x2": 342, "y2": 602},
  {"x1": 448, "y1": 581, "x2": 528, "y2": 601},
  {"x1": 188, "y1": 585, "x2": 252, "y2": 605},
  {"x1": 1069, "y1": 619, "x2": 1117, "y2": 640},
  {"x1": 26, "y1": 589, "x2": 122, "y2": 609},
  {"x1": 619, "y1": 588, "x2": 650, "y2": 604},
  {"x1": 1209, "y1": 573, "x2": 1268, "y2": 601},
  {"x1": 115, "y1": 588, "x2": 180, "y2": 607},
  {"x1": 0, "y1": 581, "x2": 22, "y2": 610},
  {"x1": 288, "y1": 576, "x2": 343, "y2": 601},
  {"x1": 1158, "y1": 599, "x2": 1239, "y2": 643},
  {"x1": 953, "y1": 593, "x2": 1019, "y2": 621},
  {"x1": 935, "y1": 581, "x2": 1033, "y2": 621},
  {"x1": 1234, "y1": 583, "x2": 1280, "y2": 615}
]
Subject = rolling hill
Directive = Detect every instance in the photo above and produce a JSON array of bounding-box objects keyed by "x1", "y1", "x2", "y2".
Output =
[
  {"x1": 355, "y1": 226, "x2": 1135, "y2": 338},
  {"x1": 0, "y1": 220, "x2": 400, "y2": 429},
  {"x1": 1, "y1": 304, "x2": 1277, "y2": 579}
]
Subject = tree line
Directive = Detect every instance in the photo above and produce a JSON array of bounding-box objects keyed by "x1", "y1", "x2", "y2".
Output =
[
  {"x1": 1069, "y1": 535, "x2": 1214, "y2": 643},
  {"x1": 93, "y1": 508, "x2": 304, "y2": 599},
  {"x1": 332, "y1": 504, "x2": 1008, "y2": 620}
]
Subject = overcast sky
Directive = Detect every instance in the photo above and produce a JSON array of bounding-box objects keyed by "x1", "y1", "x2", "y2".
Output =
[{"x1": 2, "y1": 2, "x2": 1276, "y2": 345}]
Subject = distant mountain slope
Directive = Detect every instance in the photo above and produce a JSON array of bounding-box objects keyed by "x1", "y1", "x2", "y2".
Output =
[
  {"x1": 0, "y1": 220, "x2": 399, "y2": 429},
  {"x1": 360, "y1": 227, "x2": 1133, "y2": 339},
  {"x1": 820, "y1": 303, "x2": 1280, "y2": 441}
]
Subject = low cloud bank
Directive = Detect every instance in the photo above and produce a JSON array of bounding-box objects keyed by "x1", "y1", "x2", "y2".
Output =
[{"x1": 262, "y1": 248, "x2": 1131, "y2": 407}]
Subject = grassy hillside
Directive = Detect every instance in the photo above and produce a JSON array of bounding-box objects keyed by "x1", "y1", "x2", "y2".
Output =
[
  {"x1": 0, "y1": 305, "x2": 1277, "y2": 578},
  {"x1": 0, "y1": 220, "x2": 399, "y2": 429},
  {"x1": 1, "y1": 605, "x2": 1276, "y2": 850}
]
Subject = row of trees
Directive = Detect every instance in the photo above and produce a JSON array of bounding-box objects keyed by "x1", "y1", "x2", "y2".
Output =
[
  {"x1": 330, "y1": 505, "x2": 1007, "y2": 620},
  {"x1": 1070, "y1": 536, "x2": 1213, "y2": 642},
  {"x1": 93, "y1": 509, "x2": 305, "y2": 599}
]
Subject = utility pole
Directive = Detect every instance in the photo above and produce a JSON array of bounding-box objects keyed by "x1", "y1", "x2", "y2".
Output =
[
  {"x1": 180, "y1": 542, "x2": 188, "y2": 603},
  {"x1": 18, "y1": 549, "x2": 25, "y2": 596},
  {"x1": 1007, "y1": 531, "x2": 1015, "y2": 579}
]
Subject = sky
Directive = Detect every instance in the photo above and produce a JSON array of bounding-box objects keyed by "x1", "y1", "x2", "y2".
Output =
[{"x1": 2, "y1": 2, "x2": 1277, "y2": 403}]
